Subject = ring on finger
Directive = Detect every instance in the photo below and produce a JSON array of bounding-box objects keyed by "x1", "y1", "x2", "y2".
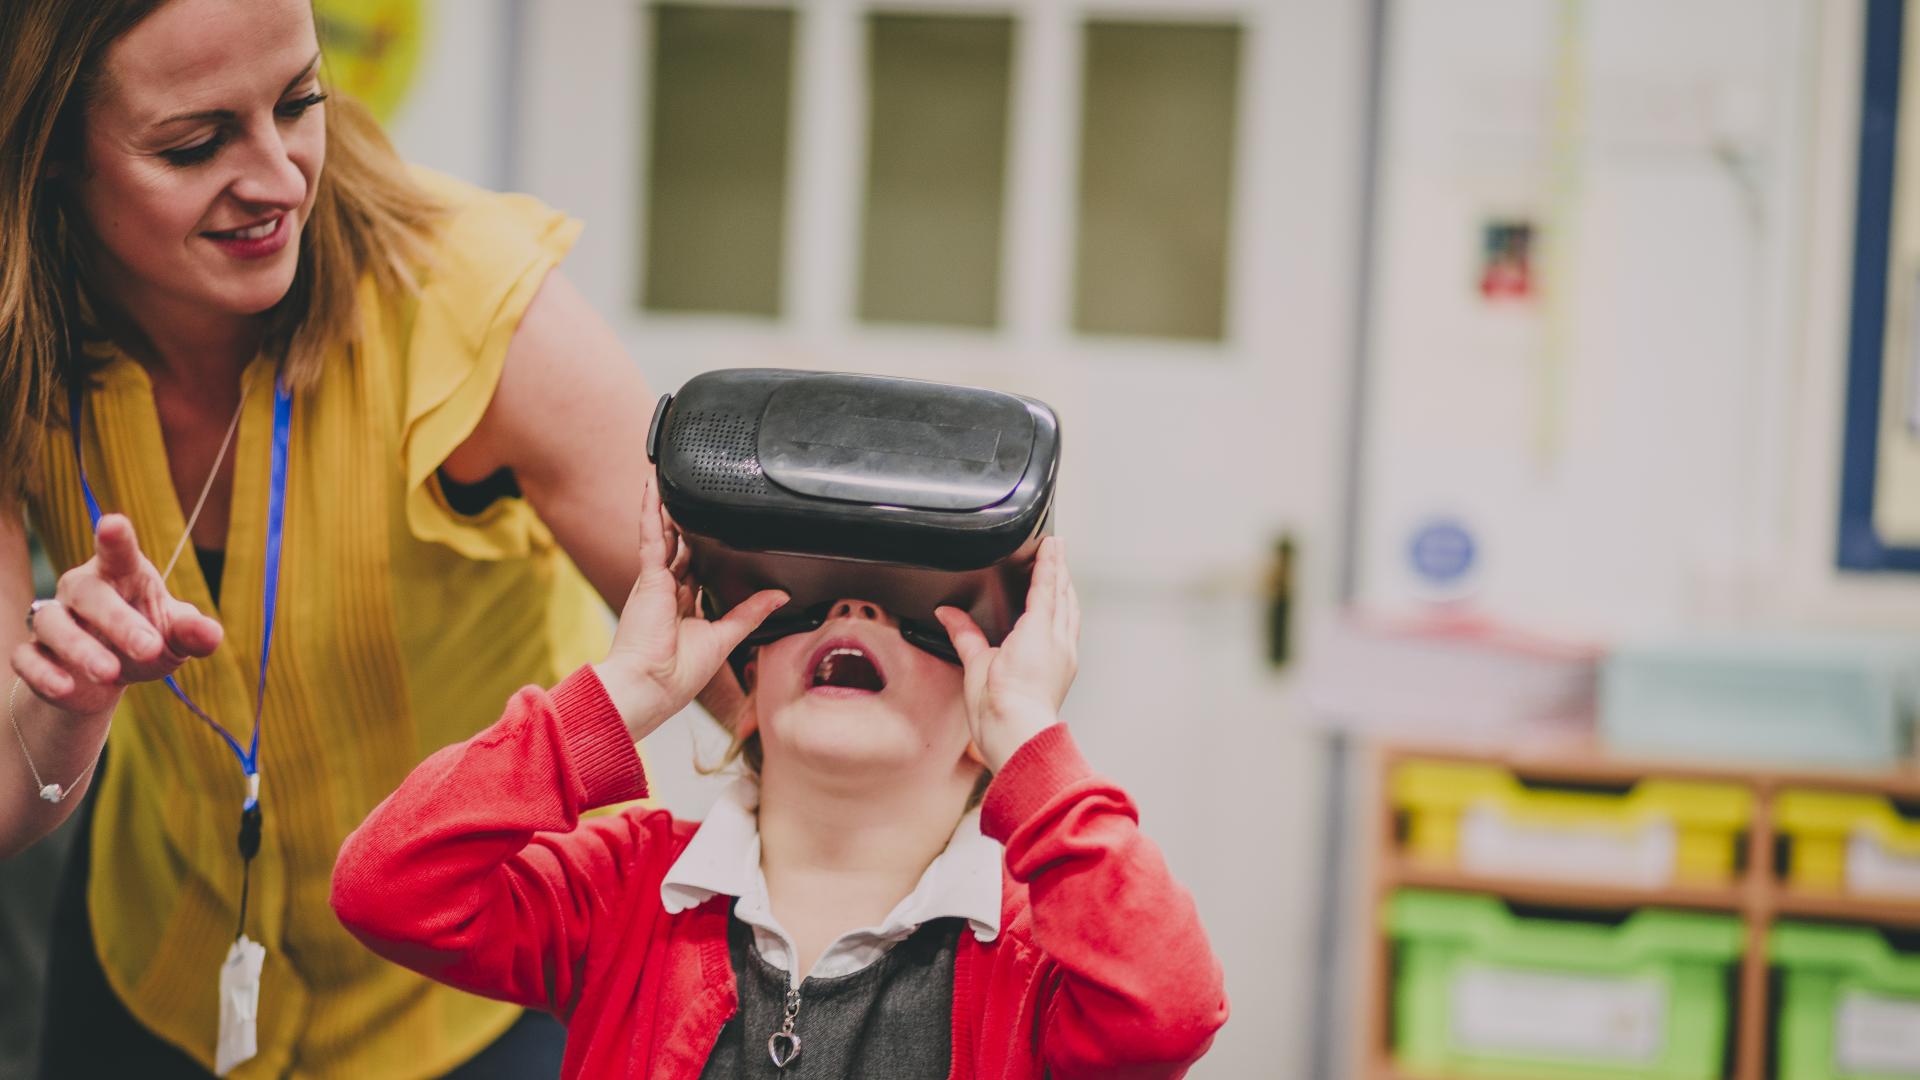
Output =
[{"x1": 25, "y1": 599, "x2": 53, "y2": 639}]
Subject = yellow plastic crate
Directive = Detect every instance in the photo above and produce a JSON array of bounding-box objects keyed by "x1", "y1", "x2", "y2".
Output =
[
  {"x1": 1393, "y1": 761, "x2": 1753, "y2": 887},
  {"x1": 1776, "y1": 790, "x2": 1920, "y2": 897}
]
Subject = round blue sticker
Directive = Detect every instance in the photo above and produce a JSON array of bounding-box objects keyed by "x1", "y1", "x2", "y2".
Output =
[{"x1": 1409, "y1": 520, "x2": 1476, "y2": 586}]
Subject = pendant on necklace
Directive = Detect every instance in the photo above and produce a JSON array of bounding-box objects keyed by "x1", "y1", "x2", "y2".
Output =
[
  {"x1": 768, "y1": 1030, "x2": 801, "y2": 1069},
  {"x1": 768, "y1": 987, "x2": 803, "y2": 1068}
]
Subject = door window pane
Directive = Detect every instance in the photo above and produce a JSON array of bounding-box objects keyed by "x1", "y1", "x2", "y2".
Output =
[
  {"x1": 643, "y1": 5, "x2": 795, "y2": 316},
  {"x1": 1074, "y1": 21, "x2": 1242, "y2": 341},
  {"x1": 859, "y1": 14, "x2": 1015, "y2": 328}
]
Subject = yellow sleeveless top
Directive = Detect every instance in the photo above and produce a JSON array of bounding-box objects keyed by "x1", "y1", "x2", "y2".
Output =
[{"x1": 26, "y1": 169, "x2": 612, "y2": 1078}]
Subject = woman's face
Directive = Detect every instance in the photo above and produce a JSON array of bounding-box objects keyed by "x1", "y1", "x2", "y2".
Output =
[
  {"x1": 749, "y1": 599, "x2": 974, "y2": 783},
  {"x1": 73, "y1": 0, "x2": 325, "y2": 326}
]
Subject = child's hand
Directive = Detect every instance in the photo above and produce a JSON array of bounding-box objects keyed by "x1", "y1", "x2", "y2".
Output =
[
  {"x1": 595, "y1": 476, "x2": 787, "y2": 741},
  {"x1": 934, "y1": 537, "x2": 1079, "y2": 773}
]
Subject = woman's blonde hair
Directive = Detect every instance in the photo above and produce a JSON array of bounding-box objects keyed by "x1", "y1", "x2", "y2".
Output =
[{"x1": 0, "y1": 0, "x2": 442, "y2": 497}]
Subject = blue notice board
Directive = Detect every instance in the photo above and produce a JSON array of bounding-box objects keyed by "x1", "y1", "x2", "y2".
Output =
[{"x1": 1840, "y1": 0, "x2": 1920, "y2": 571}]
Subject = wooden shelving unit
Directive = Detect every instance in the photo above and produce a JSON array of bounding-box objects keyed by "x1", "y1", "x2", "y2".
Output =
[
  {"x1": 1360, "y1": 741, "x2": 1920, "y2": 1080},
  {"x1": 1391, "y1": 863, "x2": 1746, "y2": 914},
  {"x1": 1773, "y1": 890, "x2": 1920, "y2": 929}
]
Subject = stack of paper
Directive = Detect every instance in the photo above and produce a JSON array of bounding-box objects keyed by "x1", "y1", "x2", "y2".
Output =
[{"x1": 1303, "y1": 612, "x2": 1601, "y2": 748}]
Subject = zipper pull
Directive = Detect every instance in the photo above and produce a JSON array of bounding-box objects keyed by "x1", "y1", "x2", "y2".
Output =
[{"x1": 768, "y1": 987, "x2": 802, "y2": 1068}]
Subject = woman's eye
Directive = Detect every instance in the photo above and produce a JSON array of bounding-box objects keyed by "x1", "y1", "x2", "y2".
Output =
[
  {"x1": 276, "y1": 92, "x2": 328, "y2": 119},
  {"x1": 157, "y1": 92, "x2": 324, "y2": 166},
  {"x1": 160, "y1": 135, "x2": 224, "y2": 167}
]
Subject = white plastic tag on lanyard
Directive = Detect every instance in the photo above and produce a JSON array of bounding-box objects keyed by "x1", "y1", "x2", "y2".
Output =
[{"x1": 215, "y1": 935, "x2": 265, "y2": 1075}]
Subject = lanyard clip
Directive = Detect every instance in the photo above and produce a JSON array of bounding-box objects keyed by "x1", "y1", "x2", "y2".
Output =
[
  {"x1": 238, "y1": 773, "x2": 262, "y2": 861},
  {"x1": 237, "y1": 802, "x2": 263, "y2": 862}
]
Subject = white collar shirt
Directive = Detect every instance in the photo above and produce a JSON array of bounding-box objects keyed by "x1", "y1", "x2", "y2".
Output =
[{"x1": 660, "y1": 778, "x2": 1003, "y2": 988}]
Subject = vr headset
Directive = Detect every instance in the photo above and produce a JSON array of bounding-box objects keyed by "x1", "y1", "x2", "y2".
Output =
[{"x1": 646, "y1": 369, "x2": 1060, "y2": 681}]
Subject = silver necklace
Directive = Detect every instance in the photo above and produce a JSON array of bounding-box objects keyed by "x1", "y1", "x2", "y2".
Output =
[{"x1": 7, "y1": 374, "x2": 250, "y2": 804}]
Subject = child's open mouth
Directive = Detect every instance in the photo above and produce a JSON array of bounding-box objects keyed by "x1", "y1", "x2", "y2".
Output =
[{"x1": 807, "y1": 639, "x2": 887, "y2": 694}]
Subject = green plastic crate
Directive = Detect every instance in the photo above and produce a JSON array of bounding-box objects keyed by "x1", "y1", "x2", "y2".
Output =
[
  {"x1": 1774, "y1": 922, "x2": 1920, "y2": 1080},
  {"x1": 1387, "y1": 890, "x2": 1744, "y2": 1080}
]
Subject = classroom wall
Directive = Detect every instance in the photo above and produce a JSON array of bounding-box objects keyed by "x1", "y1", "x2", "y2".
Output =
[
  {"x1": 1355, "y1": 0, "x2": 1920, "y2": 642},
  {"x1": 1357, "y1": 0, "x2": 1794, "y2": 637},
  {"x1": 380, "y1": 0, "x2": 511, "y2": 189}
]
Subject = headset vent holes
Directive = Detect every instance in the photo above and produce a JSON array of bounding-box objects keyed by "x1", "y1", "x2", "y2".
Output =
[{"x1": 669, "y1": 410, "x2": 771, "y2": 495}]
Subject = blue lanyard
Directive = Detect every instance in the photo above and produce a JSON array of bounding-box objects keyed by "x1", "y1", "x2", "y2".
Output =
[{"x1": 67, "y1": 374, "x2": 291, "y2": 810}]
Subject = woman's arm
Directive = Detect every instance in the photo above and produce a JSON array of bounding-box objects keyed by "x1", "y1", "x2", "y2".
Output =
[
  {"x1": 442, "y1": 268, "x2": 751, "y2": 724},
  {"x1": 441, "y1": 269, "x2": 652, "y2": 611},
  {"x1": 0, "y1": 501, "x2": 99, "y2": 856},
  {"x1": 1, "y1": 506, "x2": 221, "y2": 858}
]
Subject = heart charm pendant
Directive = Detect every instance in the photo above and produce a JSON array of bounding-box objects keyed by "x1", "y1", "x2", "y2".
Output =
[
  {"x1": 39, "y1": 783, "x2": 63, "y2": 803},
  {"x1": 768, "y1": 1030, "x2": 802, "y2": 1069}
]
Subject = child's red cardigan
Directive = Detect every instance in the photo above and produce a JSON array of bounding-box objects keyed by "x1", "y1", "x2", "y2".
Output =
[{"x1": 331, "y1": 667, "x2": 1229, "y2": 1079}]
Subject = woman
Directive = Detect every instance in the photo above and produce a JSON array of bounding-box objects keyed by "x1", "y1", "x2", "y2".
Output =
[{"x1": 0, "y1": 0, "x2": 721, "y2": 1075}]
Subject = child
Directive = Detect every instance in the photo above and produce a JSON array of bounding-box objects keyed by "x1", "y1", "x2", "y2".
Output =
[{"x1": 331, "y1": 477, "x2": 1227, "y2": 1078}]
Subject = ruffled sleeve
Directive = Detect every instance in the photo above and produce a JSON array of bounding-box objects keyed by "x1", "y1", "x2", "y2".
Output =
[{"x1": 399, "y1": 167, "x2": 583, "y2": 560}]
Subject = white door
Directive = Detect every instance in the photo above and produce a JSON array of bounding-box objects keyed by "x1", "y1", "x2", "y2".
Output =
[{"x1": 518, "y1": 3, "x2": 1367, "y2": 1074}]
